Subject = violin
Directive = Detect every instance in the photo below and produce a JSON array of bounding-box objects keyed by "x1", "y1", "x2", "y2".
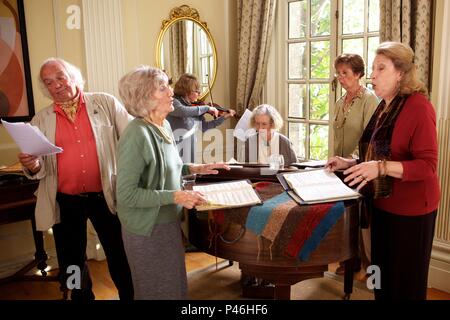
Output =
[
  {"x1": 191, "y1": 100, "x2": 231, "y2": 114},
  {"x1": 191, "y1": 74, "x2": 236, "y2": 118}
]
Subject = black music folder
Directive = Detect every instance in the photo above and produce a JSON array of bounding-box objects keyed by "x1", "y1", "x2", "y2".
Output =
[{"x1": 277, "y1": 169, "x2": 361, "y2": 205}]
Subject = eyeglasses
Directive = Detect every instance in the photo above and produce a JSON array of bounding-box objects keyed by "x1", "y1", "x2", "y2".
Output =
[{"x1": 334, "y1": 72, "x2": 349, "y2": 78}]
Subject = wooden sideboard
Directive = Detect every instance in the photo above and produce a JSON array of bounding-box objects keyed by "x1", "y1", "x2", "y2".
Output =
[{"x1": 0, "y1": 174, "x2": 60, "y2": 287}]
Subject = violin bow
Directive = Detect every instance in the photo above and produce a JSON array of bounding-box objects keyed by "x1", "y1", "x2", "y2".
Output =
[
  {"x1": 206, "y1": 73, "x2": 215, "y2": 107},
  {"x1": 206, "y1": 73, "x2": 230, "y2": 114}
]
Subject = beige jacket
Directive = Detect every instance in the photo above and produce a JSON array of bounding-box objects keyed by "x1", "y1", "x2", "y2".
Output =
[{"x1": 24, "y1": 92, "x2": 133, "y2": 231}]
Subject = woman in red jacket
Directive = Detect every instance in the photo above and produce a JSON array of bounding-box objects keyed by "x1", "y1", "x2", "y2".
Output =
[{"x1": 326, "y1": 41, "x2": 440, "y2": 300}]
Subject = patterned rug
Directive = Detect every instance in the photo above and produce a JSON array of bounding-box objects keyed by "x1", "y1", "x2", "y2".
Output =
[{"x1": 187, "y1": 260, "x2": 374, "y2": 300}]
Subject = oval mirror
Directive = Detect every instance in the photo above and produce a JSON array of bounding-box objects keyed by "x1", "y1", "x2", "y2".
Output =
[{"x1": 156, "y1": 5, "x2": 217, "y2": 101}]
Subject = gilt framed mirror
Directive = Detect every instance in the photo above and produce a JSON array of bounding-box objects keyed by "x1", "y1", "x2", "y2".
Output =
[{"x1": 155, "y1": 5, "x2": 217, "y2": 100}]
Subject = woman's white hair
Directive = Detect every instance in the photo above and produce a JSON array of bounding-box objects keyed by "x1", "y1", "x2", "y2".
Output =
[
  {"x1": 250, "y1": 104, "x2": 284, "y2": 131},
  {"x1": 118, "y1": 66, "x2": 168, "y2": 118},
  {"x1": 38, "y1": 58, "x2": 85, "y2": 98}
]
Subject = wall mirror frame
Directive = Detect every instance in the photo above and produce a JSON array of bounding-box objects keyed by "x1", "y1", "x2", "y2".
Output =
[{"x1": 155, "y1": 5, "x2": 217, "y2": 101}]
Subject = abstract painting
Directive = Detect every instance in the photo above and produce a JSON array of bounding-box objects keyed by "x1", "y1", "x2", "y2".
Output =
[{"x1": 0, "y1": 0, "x2": 34, "y2": 122}]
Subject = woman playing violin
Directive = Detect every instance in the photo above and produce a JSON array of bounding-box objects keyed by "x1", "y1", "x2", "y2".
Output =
[{"x1": 167, "y1": 73, "x2": 236, "y2": 163}]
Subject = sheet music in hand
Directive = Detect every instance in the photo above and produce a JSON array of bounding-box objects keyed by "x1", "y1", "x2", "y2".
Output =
[
  {"x1": 278, "y1": 169, "x2": 360, "y2": 204},
  {"x1": 193, "y1": 179, "x2": 262, "y2": 211},
  {"x1": 1, "y1": 119, "x2": 63, "y2": 156}
]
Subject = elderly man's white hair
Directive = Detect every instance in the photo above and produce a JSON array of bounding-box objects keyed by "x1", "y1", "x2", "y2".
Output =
[{"x1": 38, "y1": 58, "x2": 85, "y2": 99}]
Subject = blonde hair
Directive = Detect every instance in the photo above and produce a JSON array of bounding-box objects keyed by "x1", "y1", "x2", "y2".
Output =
[
  {"x1": 375, "y1": 41, "x2": 427, "y2": 96},
  {"x1": 250, "y1": 104, "x2": 284, "y2": 131},
  {"x1": 118, "y1": 66, "x2": 168, "y2": 118},
  {"x1": 39, "y1": 58, "x2": 85, "y2": 98}
]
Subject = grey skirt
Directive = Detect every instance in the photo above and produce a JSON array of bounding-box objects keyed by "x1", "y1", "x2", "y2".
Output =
[{"x1": 122, "y1": 220, "x2": 187, "y2": 300}]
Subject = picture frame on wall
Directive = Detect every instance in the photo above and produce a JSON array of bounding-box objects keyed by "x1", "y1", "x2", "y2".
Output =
[{"x1": 0, "y1": 0, "x2": 35, "y2": 122}]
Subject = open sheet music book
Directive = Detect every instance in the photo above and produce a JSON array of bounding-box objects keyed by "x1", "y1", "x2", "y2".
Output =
[
  {"x1": 278, "y1": 169, "x2": 361, "y2": 204},
  {"x1": 193, "y1": 180, "x2": 262, "y2": 211}
]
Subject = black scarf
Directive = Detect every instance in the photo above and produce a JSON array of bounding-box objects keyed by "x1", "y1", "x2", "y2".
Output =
[{"x1": 358, "y1": 94, "x2": 408, "y2": 198}]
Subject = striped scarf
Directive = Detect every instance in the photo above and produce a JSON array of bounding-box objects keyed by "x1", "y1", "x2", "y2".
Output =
[{"x1": 358, "y1": 94, "x2": 408, "y2": 198}]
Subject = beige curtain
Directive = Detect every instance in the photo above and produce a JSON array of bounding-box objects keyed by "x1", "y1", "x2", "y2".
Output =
[
  {"x1": 170, "y1": 20, "x2": 188, "y2": 83},
  {"x1": 236, "y1": 0, "x2": 277, "y2": 114},
  {"x1": 380, "y1": 0, "x2": 433, "y2": 90}
]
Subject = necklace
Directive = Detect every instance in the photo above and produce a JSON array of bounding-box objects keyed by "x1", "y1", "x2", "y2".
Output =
[
  {"x1": 143, "y1": 117, "x2": 173, "y2": 144},
  {"x1": 333, "y1": 86, "x2": 364, "y2": 130}
]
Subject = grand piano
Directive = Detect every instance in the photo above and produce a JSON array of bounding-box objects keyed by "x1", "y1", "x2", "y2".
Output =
[{"x1": 188, "y1": 166, "x2": 360, "y2": 300}]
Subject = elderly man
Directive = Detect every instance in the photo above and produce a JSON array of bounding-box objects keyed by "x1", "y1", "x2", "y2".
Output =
[{"x1": 18, "y1": 58, "x2": 134, "y2": 300}]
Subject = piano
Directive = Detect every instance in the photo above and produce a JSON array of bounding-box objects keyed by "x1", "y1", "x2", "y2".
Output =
[{"x1": 188, "y1": 166, "x2": 360, "y2": 300}]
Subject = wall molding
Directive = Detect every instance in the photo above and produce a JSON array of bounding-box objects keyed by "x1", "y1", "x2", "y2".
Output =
[
  {"x1": 429, "y1": 241, "x2": 450, "y2": 293},
  {"x1": 52, "y1": 0, "x2": 63, "y2": 57},
  {"x1": 428, "y1": 0, "x2": 450, "y2": 294},
  {"x1": 81, "y1": 0, "x2": 125, "y2": 97}
]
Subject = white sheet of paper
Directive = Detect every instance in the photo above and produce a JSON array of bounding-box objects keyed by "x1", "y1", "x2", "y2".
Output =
[
  {"x1": 1, "y1": 119, "x2": 63, "y2": 156},
  {"x1": 233, "y1": 109, "x2": 255, "y2": 141}
]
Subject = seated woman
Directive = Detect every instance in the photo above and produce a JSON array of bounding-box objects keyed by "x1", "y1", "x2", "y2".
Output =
[
  {"x1": 166, "y1": 73, "x2": 236, "y2": 163},
  {"x1": 243, "y1": 104, "x2": 297, "y2": 166}
]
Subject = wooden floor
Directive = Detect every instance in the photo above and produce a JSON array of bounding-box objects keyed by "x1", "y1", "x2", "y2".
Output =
[{"x1": 0, "y1": 252, "x2": 449, "y2": 300}]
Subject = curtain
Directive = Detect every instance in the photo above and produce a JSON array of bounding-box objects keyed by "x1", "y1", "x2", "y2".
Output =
[
  {"x1": 380, "y1": 0, "x2": 433, "y2": 91},
  {"x1": 235, "y1": 0, "x2": 277, "y2": 114},
  {"x1": 170, "y1": 20, "x2": 188, "y2": 83}
]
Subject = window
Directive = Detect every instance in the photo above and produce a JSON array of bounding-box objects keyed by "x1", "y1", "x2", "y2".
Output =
[
  {"x1": 278, "y1": 0, "x2": 380, "y2": 160},
  {"x1": 188, "y1": 22, "x2": 214, "y2": 93}
]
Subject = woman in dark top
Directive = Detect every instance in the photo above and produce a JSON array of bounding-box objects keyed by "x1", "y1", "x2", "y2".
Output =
[{"x1": 326, "y1": 42, "x2": 440, "y2": 300}]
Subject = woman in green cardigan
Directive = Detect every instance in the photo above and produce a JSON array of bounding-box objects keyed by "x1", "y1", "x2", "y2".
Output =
[{"x1": 116, "y1": 66, "x2": 229, "y2": 300}]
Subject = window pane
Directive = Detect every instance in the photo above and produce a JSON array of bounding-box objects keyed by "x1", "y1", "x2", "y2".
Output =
[
  {"x1": 309, "y1": 84, "x2": 329, "y2": 120},
  {"x1": 201, "y1": 58, "x2": 208, "y2": 83},
  {"x1": 289, "y1": 84, "x2": 307, "y2": 118},
  {"x1": 199, "y1": 28, "x2": 208, "y2": 54},
  {"x1": 369, "y1": 0, "x2": 380, "y2": 32},
  {"x1": 367, "y1": 36, "x2": 380, "y2": 77},
  {"x1": 310, "y1": 41, "x2": 330, "y2": 79},
  {"x1": 289, "y1": 1, "x2": 307, "y2": 39},
  {"x1": 310, "y1": 124, "x2": 329, "y2": 160},
  {"x1": 289, "y1": 122, "x2": 306, "y2": 159},
  {"x1": 311, "y1": 0, "x2": 330, "y2": 36},
  {"x1": 342, "y1": 0, "x2": 364, "y2": 34},
  {"x1": 289, "y1": 42, "x2": 307, "y2": 79},
  {"x1": 342, "y1": 38, "x2": 364, "y2": 57}
]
